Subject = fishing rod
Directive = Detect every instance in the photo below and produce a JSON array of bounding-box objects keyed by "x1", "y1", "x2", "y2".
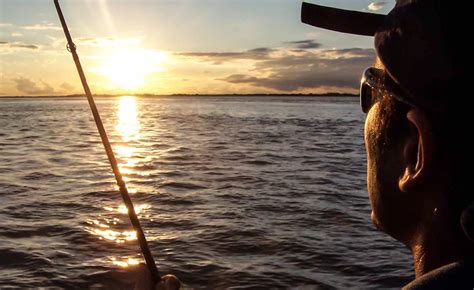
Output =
[{"x1": 53, "y1": 0, "x2": 161, "y2": 284}]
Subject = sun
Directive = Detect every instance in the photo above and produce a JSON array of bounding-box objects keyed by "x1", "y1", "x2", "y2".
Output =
[{"x1": 99, "y1": 48, "x2": 166, "y2": 90}]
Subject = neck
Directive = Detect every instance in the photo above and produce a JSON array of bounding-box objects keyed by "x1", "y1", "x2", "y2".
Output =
[{"x1": 409, "y1": 206, "x2": 474, "y2": 277}]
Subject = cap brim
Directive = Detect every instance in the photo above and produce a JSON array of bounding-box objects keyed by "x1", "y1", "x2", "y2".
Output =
[{"x1": 301, "y1": 2, "x2": 386, "y2": 36}]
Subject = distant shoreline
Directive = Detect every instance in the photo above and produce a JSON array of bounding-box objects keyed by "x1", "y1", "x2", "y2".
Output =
[{"x1": 0, "y1": 93, "x2": 358, "y2": 99}]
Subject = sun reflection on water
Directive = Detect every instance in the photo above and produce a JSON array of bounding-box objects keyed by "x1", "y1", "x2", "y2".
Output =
[
  {"x1": 104, "y1": 204, "x2": 151, "y2": 215},
  {"x1": 115, "y1": 96, "x2": 140, "y2": 175},
  {"x1": 116, "y1": 96, "x2": 140, "y2": 141},
  {"x1": 84, "y1": 96, "x2": 154, "y2": 267},
  {"x1": 85, "y1": 219, "x2": 137, "y2": 244},
  {"x1": 111, "y1": 257, "x2": 140, "y2": 267}
]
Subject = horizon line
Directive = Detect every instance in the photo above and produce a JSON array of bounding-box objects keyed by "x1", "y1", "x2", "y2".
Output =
[{"x1": 0, "y1": 92, "x2": 358, "y2": 98}]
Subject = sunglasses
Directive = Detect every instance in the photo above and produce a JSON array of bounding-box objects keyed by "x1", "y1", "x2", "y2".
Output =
[{"x1": 360, "y1": 67, "x2": 416, "y2": 113}]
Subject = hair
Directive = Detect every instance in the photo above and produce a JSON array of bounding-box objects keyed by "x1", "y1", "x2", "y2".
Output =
[
  {"x1": 376, "y1": 91, "x2": 410, "y2": 150},
  {"x1": 373, "y1": 58, "x2": 412, "y2": 150},
  {"x1": 377, "y1": 87, "x2": 472, "y2": 213}
]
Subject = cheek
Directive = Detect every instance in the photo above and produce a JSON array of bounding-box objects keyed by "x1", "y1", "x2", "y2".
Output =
[
  {"x1": 363, "y1": 104, "x2": 412, "y2": 240},
  {"x1": 364, "y1": 107, "x2": 380, "y2": 202},
  {"x1": 364, "y1": 104, "x2": 386, "y2": 228}
]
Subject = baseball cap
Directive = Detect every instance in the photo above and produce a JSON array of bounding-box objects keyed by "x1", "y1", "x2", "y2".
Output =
[{"x1": 301, "y1": 0, "x2": 467, "y2": 112}]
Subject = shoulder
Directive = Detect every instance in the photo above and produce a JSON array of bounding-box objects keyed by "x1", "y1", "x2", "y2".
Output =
[{"x1": 403, "y1": 258, "x2": 474, "y2": 290}]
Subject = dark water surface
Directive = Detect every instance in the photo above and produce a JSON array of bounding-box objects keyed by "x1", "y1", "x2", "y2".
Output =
[{"x1": 0, "y1": 96, "x2": 412, "y2": 289}]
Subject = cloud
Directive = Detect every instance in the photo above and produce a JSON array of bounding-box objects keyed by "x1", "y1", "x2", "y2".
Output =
[
  {"x1": 0, "y1": 41, "x2": 39, "y2": 50},
  {"x1": 13, "y1": 78, "x2": 55, "y2": 95},
  {"x1": 368, "y1": 1, "x2": 387, "y2": 11},
  {"x1": 0, "y1": 23, "x2": 13, "y2": 27},
  {"x1": 22, "y1": 23, "x2": 62, "y2": 31},
  {"x1": 173, "y1": 40, "x2": 374, "y2": 92},
  {"x1": 175, "y1": 41, "x2": 321, "y2": 65},
  {"x1": 216, "y1": 47, "x2": 374, "y2": 92},
  {"x1": 318, "y1": 48, "x2": 374, "y2": 59},
  {"x1": 60, "y1": 82, "x2": 74, "y2": 92},
  {"x1": 175, "y1": 47, "x2": 274, "y2": 64},
  {"x1": 11, "y1": 32, "x2": 23, "y2": 37},
  {"x1": 284, "y1": 39, "x2": 322, "y2": 49}
]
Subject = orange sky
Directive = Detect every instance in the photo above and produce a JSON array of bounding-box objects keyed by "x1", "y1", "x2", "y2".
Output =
[{"x1": 0, "y1": 0, "x2": 393, "y2": 96}]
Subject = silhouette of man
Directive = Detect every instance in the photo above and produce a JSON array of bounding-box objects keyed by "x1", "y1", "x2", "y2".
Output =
[{"x1": 302, "y1": 0, "x2": 473, "y2": 288}]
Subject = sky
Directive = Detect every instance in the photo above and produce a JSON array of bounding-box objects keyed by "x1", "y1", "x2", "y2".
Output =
[{"x1": 0, "y1": 0, "x2": 394, "y2": 96}]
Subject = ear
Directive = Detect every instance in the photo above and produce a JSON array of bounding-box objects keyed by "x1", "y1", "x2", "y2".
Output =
[{"x1": 398, "y1": 108, "x2": 434, "y2": 192}]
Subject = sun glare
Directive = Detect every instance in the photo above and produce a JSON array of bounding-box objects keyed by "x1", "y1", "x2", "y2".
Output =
[{"x1": 99, "y1": 48, "x2": 167, "y2": 90}]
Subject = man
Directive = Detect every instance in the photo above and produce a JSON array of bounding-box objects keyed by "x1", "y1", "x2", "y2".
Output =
[
  {"x1": 302, "y1": 0, "x2": 473, "y2": 288},
  {"x1": 138, "y1": 0, "x2": 473, "y2": 288}
]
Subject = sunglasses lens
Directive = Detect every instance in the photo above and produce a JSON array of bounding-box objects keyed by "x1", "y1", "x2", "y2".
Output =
[{"x1": 360, "y1": 83, "x2": 372, "y2": 113}]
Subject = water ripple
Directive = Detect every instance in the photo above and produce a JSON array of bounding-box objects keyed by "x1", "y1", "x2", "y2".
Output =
[{"x1": 0, "y1": 96, "x2": 413, "y2": 289}]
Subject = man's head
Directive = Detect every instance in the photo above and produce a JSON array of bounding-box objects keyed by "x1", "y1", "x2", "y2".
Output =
[
  {"x1": 302, "y1": 0, "x2": 472, "y2": 246},
  {"x1": 362, "y1": 58, "x2": 472, "y2": 243},
  {"x1": 363, "y1": 59, "x2": 443, "y2": 244}
]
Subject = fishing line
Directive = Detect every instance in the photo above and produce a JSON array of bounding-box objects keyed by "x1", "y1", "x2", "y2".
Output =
[{"x1": 53, "y1": 0, "x2": 161, "y2": 284}]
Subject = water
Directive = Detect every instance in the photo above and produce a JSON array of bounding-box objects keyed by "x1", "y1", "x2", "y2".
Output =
[{"x1": 0, "y1": 96, "x2": 413, "y2": 289}]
